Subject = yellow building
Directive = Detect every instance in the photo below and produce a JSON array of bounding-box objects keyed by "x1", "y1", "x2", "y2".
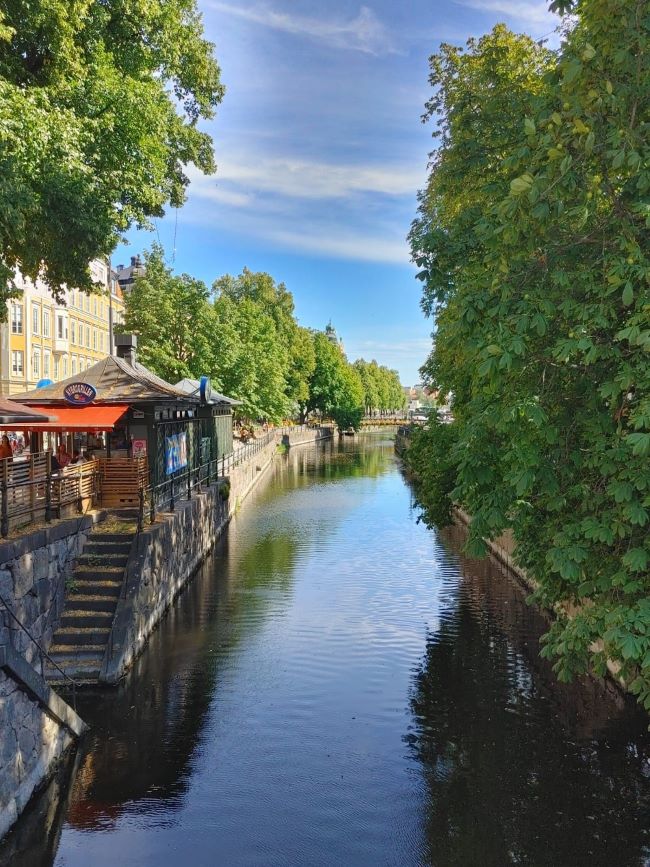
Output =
[{"x1": 0, "y1": 260, "x2": 125, "y2": 396}]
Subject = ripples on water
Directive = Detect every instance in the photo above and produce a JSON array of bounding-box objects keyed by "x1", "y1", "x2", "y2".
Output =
[{"x1": 2, "y1": 437, "x2": 649, "y2": 867}]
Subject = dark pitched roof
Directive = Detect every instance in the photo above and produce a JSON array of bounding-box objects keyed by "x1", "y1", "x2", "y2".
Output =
[{"x1": 11, "y1": 356, "x2": 197, "y2": 405}]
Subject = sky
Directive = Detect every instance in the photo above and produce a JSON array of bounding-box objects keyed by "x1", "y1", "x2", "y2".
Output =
[{"x1": 122, "y1": 0, "x2": 559, "y2": 384}]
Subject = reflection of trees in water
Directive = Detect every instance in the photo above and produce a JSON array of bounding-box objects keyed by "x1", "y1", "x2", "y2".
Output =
[
  {"x1": 407, "y1": 524, "x2": 650, "y2": 867},
  {"x1": 13, "y1": 437, "x2": 395, "y2": 856},
  {"x1": 273, "y1": 436, "x2": 395, "y2": 489}
]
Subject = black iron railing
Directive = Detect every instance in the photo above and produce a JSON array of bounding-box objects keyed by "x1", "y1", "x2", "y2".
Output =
[
  {"x1": 0, "y1": 591, "x2": 80, "y2": 709},
  {"x1": 138, "y1": 424, "x2": 332, "y2": 529}
]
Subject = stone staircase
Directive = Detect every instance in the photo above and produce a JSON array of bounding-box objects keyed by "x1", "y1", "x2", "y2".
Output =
[{"x1": 45, "y1": 518, "x2": 137, "y2": 685}]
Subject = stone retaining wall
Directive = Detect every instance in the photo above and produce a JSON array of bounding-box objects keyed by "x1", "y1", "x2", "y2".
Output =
[{"x1": 0, "y1": 515, "x2": 106, "y2": 843}]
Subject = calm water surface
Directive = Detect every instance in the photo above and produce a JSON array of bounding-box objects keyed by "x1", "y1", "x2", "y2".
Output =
[{"x1": 4, "y1": 437, "x2": 650, "y2": 866}]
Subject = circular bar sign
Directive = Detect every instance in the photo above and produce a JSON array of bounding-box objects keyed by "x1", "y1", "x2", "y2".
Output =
[{"x1": 63, "y1": 382, "x2": 97, "y2": 406}]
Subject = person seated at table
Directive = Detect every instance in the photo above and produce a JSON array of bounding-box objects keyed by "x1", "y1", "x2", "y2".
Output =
[
  {"x1": 0, "y1": 435, "x2": 12, "y2": 460},
  {"x1": 70, "y1": 450, "x2": 87, "y2": 465},
  {"x1": 57, "y1": 444, "x2": 72, "y2": 467}
]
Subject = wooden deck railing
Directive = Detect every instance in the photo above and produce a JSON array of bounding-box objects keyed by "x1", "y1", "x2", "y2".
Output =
[{"x1": 0, "y1": 454, "x2": 101, "y2": 536}]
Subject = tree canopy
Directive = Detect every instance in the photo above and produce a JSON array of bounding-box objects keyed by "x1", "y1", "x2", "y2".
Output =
[
  {"x1": 122, "y1": 256, "x2": 402, "y2": 427},
  {"x1": 120, "y1": 245, "x2": 215, "y2": 383},
  {"x1": 409, "y1": 1, "x2": 650, "y2": 707},
  {"x1": 0, "y1": 0, "x2": 223, "y2": 310}
]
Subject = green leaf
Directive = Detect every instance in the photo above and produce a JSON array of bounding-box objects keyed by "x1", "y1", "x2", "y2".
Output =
[{"x1": 622, "y1": 283, "x2": 634, "y2": 306}]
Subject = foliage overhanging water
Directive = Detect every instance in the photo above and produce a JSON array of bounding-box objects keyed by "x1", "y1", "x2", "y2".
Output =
[{"x1": 3, "y1": 437, "x2": 649, "y2": 867}]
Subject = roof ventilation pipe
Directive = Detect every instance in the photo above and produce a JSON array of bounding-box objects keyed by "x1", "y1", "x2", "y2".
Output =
[{"x1": 114, "y1": 333, "x2": 138, "y2": 367}]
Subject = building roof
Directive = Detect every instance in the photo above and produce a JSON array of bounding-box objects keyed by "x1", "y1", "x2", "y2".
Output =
[
  {"x1": 10, "y1": 356, "x2": 197, "y2": 406},
  {"x1": 175, "y1": 378, "x2": 241, "y2": 406},
  {"x1": 0, "y1": 399, "x2": 53, "y2": 424}
]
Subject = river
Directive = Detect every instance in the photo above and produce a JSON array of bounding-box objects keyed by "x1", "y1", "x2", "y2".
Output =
[{"x1": 3, "y1": 436, "x2": 650, "y2": 866}]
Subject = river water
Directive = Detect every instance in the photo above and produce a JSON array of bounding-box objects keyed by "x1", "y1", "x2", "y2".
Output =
[{"x1": 4, "y1": 436, "x2": 650, "y2": 866}]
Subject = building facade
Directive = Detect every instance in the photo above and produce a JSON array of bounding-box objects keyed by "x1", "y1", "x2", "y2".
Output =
[{"x1": 0, "y1": 260, "x2": 125, "y2": 396}]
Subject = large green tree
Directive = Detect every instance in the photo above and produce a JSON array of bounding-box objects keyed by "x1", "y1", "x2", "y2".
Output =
[
  {"x1": 120, "y1": 245, "x2": 215, "y2": 383},
  {"x1": 410, "y1": 3, "x2": 650, "y2": 707},
  {"x1": 212, "y1": 275, "x2": 291, "y2": 422},
  {"x1": 0, "y1": 0, "x2": 223, "y2": 308},
  {"x1": 214, "y1": 270, "x2": 316, "y2": 415}
]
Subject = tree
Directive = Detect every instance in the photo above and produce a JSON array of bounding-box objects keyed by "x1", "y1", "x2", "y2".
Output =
[
  {"x1": 121, "y1": 245, "x2": 215, "y2": 383},
  {"x1": 0, "y1": 0, "x2": 223, "y2": 309},
  {"x1": 212, "y1": 287, "x2": 291, "y2": 423},
  {"x1": 214, "y1": 270, "x2": 315, "y2": 415},
  {"x1": 330, "y1": 365, "x2": 365, "y2": 431},
  {"x1": 410, "y1": 4, "x2": 650, "y2": 708}
]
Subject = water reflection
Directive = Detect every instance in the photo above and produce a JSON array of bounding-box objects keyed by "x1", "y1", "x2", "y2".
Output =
[
  {"x1": 409, "y1": 522, "x2": 650, "y2": 866},
  {"x1": 2, "y1": 436, "x2": 649, "y2": 867}
]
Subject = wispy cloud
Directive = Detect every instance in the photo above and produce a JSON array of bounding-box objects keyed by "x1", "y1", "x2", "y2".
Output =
[
  {"x1": 208, "y1": 2, "x2": 399, "y2": 55},
  {"x1": 262, "y1": 226, "x2": 410, "y2": 265},
  {"x1": 182, "y1": 154, "x2": 420, "y2": 265},
  {"x1": 190, "y1": 156, "x2": 423, "y2": 202},
  {"x1": 456, "y1": 0, "x2": 559, "y2": 31}
]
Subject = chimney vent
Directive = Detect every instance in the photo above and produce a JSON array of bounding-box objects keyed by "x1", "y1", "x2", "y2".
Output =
[{"x1": 114, "y1": 333, "x2": 138, "y2": 367}]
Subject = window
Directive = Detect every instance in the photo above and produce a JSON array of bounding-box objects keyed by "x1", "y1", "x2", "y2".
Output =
[
  {"x1": 69, "y1": 356, "x2": 75, "y2": 376},
  {"x1": 32, "y1": 348, "x2": 40, "y2": 379},
  {"x1": 43, "y1": 351, "x2": 50, "y2": 378},
  {"x1": 100, "y1": 331, "x2": 104, "y2": 352},
  {"x1": 32, "y1": 304, "x2": 39, "y2": 335},
  {"x1": 93, "y1": 297, "x2": 98, "y2": 316},
  {"x1": 57, "y1": 315, "x2": 67, "y2": 340},
  {"x1": 43, "y1": 309, "x2": 50, "y2": 337},
  {"x1": 54, "y1": 358, "x2": 59, "y2": 380},
  {"x1": 11, "y1": 351, "x2": 23, "y2": 376},
  {"x1": 85, "y1": 295, "x2": 90, "y2": 312},
  {"x1": 11, "y1": 305, "x2": 23, "y2": 334},
  {"x1": 86, "y1": 325, "x2": 90, "y2": 348},
  {"x1": 93, "y1": 329, "x2": 97, "y2": 351},
  {"x1": 71, "y1": 319, "x2": 77, "y2": 345}
]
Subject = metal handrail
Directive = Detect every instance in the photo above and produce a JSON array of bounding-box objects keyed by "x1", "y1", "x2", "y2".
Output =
[
  {"x1": 138, "y1": 424, "x2": 332, "y2": 527},
  {"x1": 0, "y1": 591, "x2": 80, "y2": 709}
]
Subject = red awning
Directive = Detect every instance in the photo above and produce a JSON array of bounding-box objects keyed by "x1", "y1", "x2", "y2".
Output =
[{"x1": 0, "y1": 404, "x2": 129, "y2": 431}]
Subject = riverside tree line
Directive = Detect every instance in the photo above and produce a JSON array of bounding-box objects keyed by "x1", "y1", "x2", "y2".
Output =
[
  {"x1": 120, "y1": 246, "x2": 405, "y2": 427},
  {"x1": 408, "y1": 0, "x2": 650, "y2": 709}
]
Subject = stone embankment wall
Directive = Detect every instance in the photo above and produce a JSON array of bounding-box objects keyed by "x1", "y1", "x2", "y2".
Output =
[
  {"x1": 102, "y1": 426, "x2": 332, "y2": 683},
  {"x1": 0, "y1": 515, "x2": 103, "y2": 842}
]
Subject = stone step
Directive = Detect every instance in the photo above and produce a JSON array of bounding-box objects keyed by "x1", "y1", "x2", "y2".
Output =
[
  {"x1": 45, "y1": 659, "x2": 103, "y2": 684},
  {"x1": 92, "y1": 532, "x2": 135, "y2": 543},
  {"x1": 55, "y1": 626, "x2": 111, "y2": 646},
  {"x1": 60, "y1": 610, "x2": 114, "y2": 630},
  {"x1": 84, "y1": 541, "x2": 132, "y2": 555},
  {"x1": 64, "y1": 594, "x2": 118, "y2": 613},
  {"x1": 73, "y1": 566, "x2": 125, "y2": 580},
  {"x1": 77, "y1": 552, "x2": 129, "y2": 568},
  {"x1": 69, "y1": 579, "x2": 121, "y2": 596},
  {"x1": 48, "y1": 643, "x2": 106, "y2": 658}
]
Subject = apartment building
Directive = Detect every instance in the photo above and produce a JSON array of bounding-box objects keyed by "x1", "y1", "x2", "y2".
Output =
[{"x1": 0, "y1": 260, "x2": 125, "y2": 396}]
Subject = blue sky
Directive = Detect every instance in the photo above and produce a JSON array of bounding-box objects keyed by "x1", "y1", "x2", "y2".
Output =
[{"x1": 122, "y1": 0, "x2": 558, "y2": 384}]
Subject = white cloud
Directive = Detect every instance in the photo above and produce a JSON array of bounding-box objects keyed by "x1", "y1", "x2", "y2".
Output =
[
  {"x1": 262, "y1": 225, "x2": 410, "y2": 264},
  {"x1": 456, "y1": 0, "x2": 559, "y2": 31},
  {"x1": 189, "y1": 156, "x2": 423, "y2": 202},
  {"x1": 208, "y1": 2, "x2": 399, "y2": 55}
]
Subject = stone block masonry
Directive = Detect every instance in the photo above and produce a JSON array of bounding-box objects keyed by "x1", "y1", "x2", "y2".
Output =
[{"x1": 0, "y1": 514, "x2": 104, "y2": 843}]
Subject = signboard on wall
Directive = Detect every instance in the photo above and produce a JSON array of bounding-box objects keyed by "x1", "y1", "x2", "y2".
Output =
[
  {"x1": 132, "y1": 439, "x2": 147, "y2": 459},
  {"x1": 63, "y1": 382, "x2": 97, "y2": 406},
  {"x1": 165, "y1": 432, "x2": 187, "y2": 475}
]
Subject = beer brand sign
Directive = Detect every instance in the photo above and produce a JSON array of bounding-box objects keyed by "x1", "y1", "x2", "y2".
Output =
[{"x1": 63, "y1": 382, "x2": 97, "y2": 406}]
